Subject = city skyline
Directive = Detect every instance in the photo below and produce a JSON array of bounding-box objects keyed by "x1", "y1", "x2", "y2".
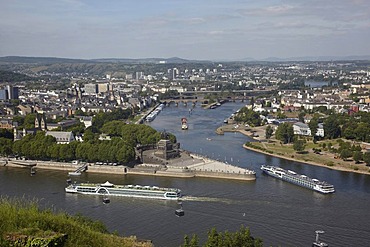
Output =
[{"x1": 1, "y1": 0, "x2": 369, "y2": 60}]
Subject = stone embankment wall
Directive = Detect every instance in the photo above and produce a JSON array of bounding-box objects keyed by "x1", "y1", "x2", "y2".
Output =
[
  {"x1": 35, "y1": 162, "x2": 78, "y2": 171},
  {"x1": 193, "y1": 170, "x2": 256, "y2": 180},
  {"x1": 3, "y1": 159, "x2": 256, "y2": 181}
]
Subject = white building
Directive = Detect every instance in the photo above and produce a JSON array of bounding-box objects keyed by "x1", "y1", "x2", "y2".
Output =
[{"x1": 293, "y1": 122, "x2": 324, "y2": 137}]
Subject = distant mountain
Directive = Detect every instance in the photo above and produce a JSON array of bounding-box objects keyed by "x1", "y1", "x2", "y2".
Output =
[
  {"x1": 0, "y1": 56, "x2": 94, "y2": 64},
  {"x1": 225, "y1": 55, "x2": 370, "y2": 62},
  {"x1": 261, "y1": 55, "x2": 370, "y2": 62},
  {"x1": 92, "y1": 56, "x2": 211, "y2": 64},
  {"x1": 1, "y1": 55, "x2": 369, "y2": 64},
  {"x1": 0, "y1": 56, "x2": 212, "y2": 64}
]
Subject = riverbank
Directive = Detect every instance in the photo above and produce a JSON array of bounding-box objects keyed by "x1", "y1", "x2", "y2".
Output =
[
  {"x1": 216, "y1": 124, "x2": 370, "y2": 175},
  {"x1": 243, "y1": 143, "x2": 370, "y2": 175}
]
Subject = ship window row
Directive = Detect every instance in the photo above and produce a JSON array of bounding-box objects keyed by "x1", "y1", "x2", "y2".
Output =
[
  {"x1": 287, "y1": 178, "x2": 315, "y2": 188},
  {"x1": 77, "y1": 188, "x2": 96, "y2": 192},
  {"x1": 108, "y1": 189, "x2": 165, "y2": 196},
  {"x1": 165, "y1": 192, "x2": 180, "y2": 197}
]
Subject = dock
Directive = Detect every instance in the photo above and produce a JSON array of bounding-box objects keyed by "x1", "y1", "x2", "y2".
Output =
[{"x1": 69, "y1": 163, "x2": 88, "y2": 175}]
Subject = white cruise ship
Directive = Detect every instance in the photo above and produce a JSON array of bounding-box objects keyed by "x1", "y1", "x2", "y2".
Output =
[
  {"x1": 65, "y1": 181, "x2": 181, "y2": 200},
  {"x1": 261, "y1": 165, "x2": 335, "y2": 194}
]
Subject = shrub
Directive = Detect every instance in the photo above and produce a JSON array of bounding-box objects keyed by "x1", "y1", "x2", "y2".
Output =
[{"x1": 326, "y1": 161, "x2": 334, "y2": 167}]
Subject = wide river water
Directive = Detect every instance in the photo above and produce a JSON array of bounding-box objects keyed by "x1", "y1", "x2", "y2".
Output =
[{"x1": 1, "y1": 102, "x2": 370, "y2": 246}]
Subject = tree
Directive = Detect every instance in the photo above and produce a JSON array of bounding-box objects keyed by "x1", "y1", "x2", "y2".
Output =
[
  {"x1": 354, "y1": 122, "x2": 370, "y2": 142},
  {"x1": 277, "y1": 111, "x2": 287, "y2": 119},
  {"x1": 293, "y1": 139, "x2": 306, "y2": 153},
  {"x1": 189, "y1": 234, "x2": 199, "y2": 247},
  {"x1": 250, "y1": 97, "x2": 255, "y2": 107},
  {"x1": 265, "y1": 125, "x2": 273, "y2": 139},
  {"x1": 308, "y1": 117, "x2": 319, "y2": 139},
  {"x1": 234, "y1": 107, "x2": 262, "y2": 127},
  {"x1": 324, "y1": 115, "x2": 341, "y2": 139},
  {"x1": 298, "y1": 111, "x2": 305, "y2": 123},
  {"x1": 24, "y1": 113, "x2": 37, "y2": 129},
  {"x1": 204, "y1": 228, "x2": 219, "y2": 247},
  {"x1": 275, "y1": 123, "x2": 294, "y2": 144},
  {"x1": 340, "y1": 149, "x2": 352, "y2": 161},
  {"x1": 353, "y1": 151, "x2": 363, "y2": 164},
  {"x1": 0, "y1": 129, "x2": 13, "y2": 139},
  {"x1": 183, "y1": 225, "x2": 263, "y2": 247},
  {"x1": 0, "y1": 138, "x2": 13, "y2": 156},
  {"x1": 182, "y1": 235, "x2": 190, "y2": 247},
  {"x1": 363, "y1": 152, "x2": 370, "y2": 166}
]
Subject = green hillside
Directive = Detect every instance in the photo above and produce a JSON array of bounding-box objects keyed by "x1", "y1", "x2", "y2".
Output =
[{"x1": 0, "y1": 197, "x2": 152, "y2": 247}]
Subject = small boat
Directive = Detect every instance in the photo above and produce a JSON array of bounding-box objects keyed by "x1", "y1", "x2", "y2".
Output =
[
  {"x1": 103, "y1": 197, "x2": 110, "y2": 204},
  {"x1": 181, "y1": 118, "x2": 188, "y2": 130},
  {"x1": 30, "y1": 167, "x2": 36, "y2": 176},
  {"x1": 175, "y1": 203, "x2": 185, "y2": 217},
  {"x1": 68, "y1": 171, "x2": 81, "y2": 176},
  {"x1": 66, "y1": 178, "x2": 72, "y2": 184},
  {"x1": 312, "y1": 230, "x2": 328, "y2": 247}
]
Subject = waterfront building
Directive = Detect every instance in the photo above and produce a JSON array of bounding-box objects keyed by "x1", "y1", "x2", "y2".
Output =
[
  {"x1": 293, "y1": 122, "x2": 311, "y2": 136},
  {"x1": 45, "y1": 131, "x2": 75, "y2": 144},
  {"x1": 293, "y1": 122, "x2": 324, "y2": 137}
]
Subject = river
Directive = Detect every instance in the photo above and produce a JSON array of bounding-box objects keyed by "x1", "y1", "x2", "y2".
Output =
[{"x1": 1, "y1": 102, "x2": 370, "y2": 246}]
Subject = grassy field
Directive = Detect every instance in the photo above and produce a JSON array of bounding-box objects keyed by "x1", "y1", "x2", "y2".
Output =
[
  {"x1": 217, "y1": 122, "x2": 370, "y2": 174},
  {"x1": 245, "y1": 139, "x2": 370, "y2": 174}
]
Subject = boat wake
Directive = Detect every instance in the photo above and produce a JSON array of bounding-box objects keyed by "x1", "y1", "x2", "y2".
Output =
[{"x1": 181, "y1": 196, "x2": 235, "y2": 204}]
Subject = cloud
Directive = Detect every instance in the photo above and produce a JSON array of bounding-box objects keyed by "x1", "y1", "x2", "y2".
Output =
[
  {"x1": 0, "y1": 0, "x2": 369, "y2": 59},
  {"x1": 208, "y1": 30, "x2": 224, "y2": 35}
]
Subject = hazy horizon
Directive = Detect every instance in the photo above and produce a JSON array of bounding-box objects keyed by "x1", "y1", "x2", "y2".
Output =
[{"x1": 1, "y1": 0, "x2": 369, "y2": 60}]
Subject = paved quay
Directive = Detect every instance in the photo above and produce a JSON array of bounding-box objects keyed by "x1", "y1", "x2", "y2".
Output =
[
  {"x1": 137, "y1": 150, "x2": 256, "y2": 180},
  {"x1": 2, "y1": 152, "x2": 256, "y2": 181}
]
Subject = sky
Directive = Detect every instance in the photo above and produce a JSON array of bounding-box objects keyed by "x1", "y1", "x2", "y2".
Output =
[{"x1": 0, "y1": 0, "x2": 369, "y2": 60}]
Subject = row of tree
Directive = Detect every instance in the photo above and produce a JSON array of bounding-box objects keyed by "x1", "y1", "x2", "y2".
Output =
[
  {"x1": 182, "y1": 225, "x2": 263, "y2": 247},
  {"x1": 0, "y1": 122, "x2": 174, "y2": 165}
]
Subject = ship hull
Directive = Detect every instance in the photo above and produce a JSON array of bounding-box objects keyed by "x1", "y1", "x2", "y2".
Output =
[{"x1": 261, "y1": 165, "x2": 335, "y2": 194}]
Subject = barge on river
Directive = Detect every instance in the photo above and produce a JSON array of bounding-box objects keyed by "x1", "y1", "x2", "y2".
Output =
[
  {"x1": 261, "y1": 165, "x2": 335, "y2": 194},
  {"x1": 65, "y1": 181, "x2": 181, "y2": 200}
]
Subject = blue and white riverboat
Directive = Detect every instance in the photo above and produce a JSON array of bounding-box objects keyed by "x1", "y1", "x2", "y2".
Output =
[{"x1": 261, "y1": 165, "x2": 335, "y2": 194}]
